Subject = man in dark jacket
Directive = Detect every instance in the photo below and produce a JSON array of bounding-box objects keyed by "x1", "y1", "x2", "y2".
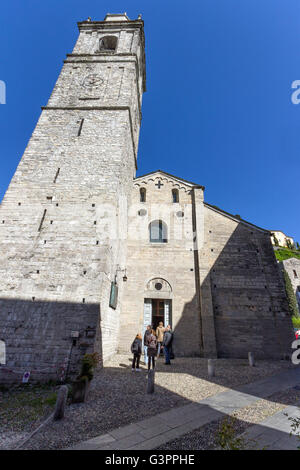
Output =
[
  {"x1": 131, "y1": 334, "x2": 142, "y2": 371},
  {"x1": 162, "y1": 325, "x2": 173, "y2": 365}
]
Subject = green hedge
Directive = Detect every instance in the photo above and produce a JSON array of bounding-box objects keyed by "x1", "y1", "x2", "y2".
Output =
[
  {"x1": 275, "y1": 248, "x2": 300, "y2": 262},
  {"x1": 292, "y1": 316, "x2": 300, "y2": 328}
]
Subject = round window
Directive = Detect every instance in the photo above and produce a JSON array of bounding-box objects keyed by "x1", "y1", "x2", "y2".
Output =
[
  {"x1": 155, "y1": 282, "x2": 163, "y2": 290},
  {"x1": 176, "y1": 211, "x2": 184, "y2": 218}
]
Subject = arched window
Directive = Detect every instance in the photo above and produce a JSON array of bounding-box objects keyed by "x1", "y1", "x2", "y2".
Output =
[
  {"x1": 172, "y1": 189, "x2": 179, "y2": 203},
  {"x1": 140, "y1": 188, "x2": 146, "y2": 203},
  {"x1": 99, "y1": 36, "x2": 118, "y2": 52},
  {"x1": 149, "y1": 220, "x2": 168, "y2": 243},
  {"x1": 0, "y1": 340, "x2": 5, "y2": 365}
]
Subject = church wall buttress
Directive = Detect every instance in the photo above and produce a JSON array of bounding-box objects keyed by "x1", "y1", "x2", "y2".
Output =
[{"x1": 202, "y1": 206, "x2": 293, "y2": 359}]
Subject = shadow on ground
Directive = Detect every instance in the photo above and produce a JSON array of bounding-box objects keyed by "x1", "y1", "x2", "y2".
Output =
[{"x1": 15, "y1": 355, "x2": 300, "y2": 450}]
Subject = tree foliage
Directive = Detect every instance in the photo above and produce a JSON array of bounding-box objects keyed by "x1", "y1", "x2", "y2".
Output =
[
  {"x1": 77, "y1": 352, "x2": 100, "y2": 382},
  {"x1": 275, "y1": 248, "x2": 300, "y2": 262}
]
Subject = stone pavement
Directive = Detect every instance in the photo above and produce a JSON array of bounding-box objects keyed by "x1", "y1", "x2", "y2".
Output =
[
  {"x1": 69, "y1": 367, "x2": 300, "y2": 450},
  {"x1": 239, "y1": 401, "x2": 300, "y2": 450}
]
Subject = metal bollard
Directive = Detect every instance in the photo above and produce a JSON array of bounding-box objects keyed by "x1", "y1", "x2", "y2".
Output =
[
  {"x1": 207, "y1": 359, "x2": 215, "y2": 378},
  {"x1": 53, "y1": 385, "x2": 68, "y2": 420},
  {"x1": 248, "y1": 352, "x2": 255, "y2": 367},
  {"x1": 147, "y1": 369, "x2": 155, "y2": 394}
]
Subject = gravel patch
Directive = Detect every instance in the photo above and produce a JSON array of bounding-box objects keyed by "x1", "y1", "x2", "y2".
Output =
[
  {"x1": 157, "y1": 386, "x2": 300, "y2": 450},
  {"x1": 0, "y1": 384, "x2": 57, "y2": 449},
  {"x1": 17, "y1": 355, "x2": 294, "y2": 450}
]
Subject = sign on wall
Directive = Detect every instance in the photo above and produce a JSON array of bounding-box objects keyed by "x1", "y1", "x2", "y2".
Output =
[
  {"x1": 22, "y1": 371, "x2": 30, "y2": 383},
  {"x1": 164, "y1": 300, "x2": 171, "y2": 326},
  {"x1": 143, "y1": 299, "x2": 152, "y2": 344},
  {"x1": 109, "y1": 282, "x2": 118, "y2": 309}
]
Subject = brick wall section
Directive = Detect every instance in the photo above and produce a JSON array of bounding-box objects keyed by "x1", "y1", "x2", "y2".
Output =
[
  {"x1": 203, "y1": 206, "x2": 294, "y2": 359},
  {"x1": 0, "y1": 299, "x2": 99, "y2": 384}
]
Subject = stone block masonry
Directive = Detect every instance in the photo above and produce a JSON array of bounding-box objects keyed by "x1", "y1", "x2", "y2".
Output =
[
  {"x1": 0, "y1": 13, "x2": 293, "y2": 383},
  {"x1": 119, "y1": 171, "x2": 294, "y2": 360},
  {"x1": 205, "y1": 206, "x2": 293, "y2": 359},
  {"x1": 0, "y1": 13, "x2": 146, "y2": 383}
]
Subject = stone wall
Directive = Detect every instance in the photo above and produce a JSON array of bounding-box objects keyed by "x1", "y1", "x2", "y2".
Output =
[
  {"x1": 203, "y1": 205, "x2": 294, "y2": 359},
  {"x1": 0, "y1": 13, "x2": 293, "y2": 384},
  {"x1": 119, "y1": 173, "x2": 294, "y2": 360},
  {"x1": 119, "y1": 173, "x2": 202, "y2": 357},
  {"x1": 282, "y1": 257, "x2": 300, "y2": 313},
  {"x1": 0, "y1": 14, "x2": 146, "y2": 383},
  {"x1": 0, "y1": 298, "x2": 99, "y2": 384}
]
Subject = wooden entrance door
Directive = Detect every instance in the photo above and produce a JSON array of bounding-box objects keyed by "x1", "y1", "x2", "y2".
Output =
[
  {"x1": 152, "y1": 299, "x2": 165, "y2": 330},
  {"x1": 143, "y1": 299, "x2": 172, "y2": 336}
]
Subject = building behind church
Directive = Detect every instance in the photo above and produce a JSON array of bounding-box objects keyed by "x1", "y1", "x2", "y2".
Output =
[
  {"x1": 0, "y1": 14, "x2": 294, "y2": 384},
  {"x1": 280, "y1": 258, "x2": 300, "y2": 315},
  {"x1": 270, "y1": 230, "x2": 294, "y2": 248}
]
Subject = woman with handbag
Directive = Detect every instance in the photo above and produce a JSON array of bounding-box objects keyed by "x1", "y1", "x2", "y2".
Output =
[{"x1": 146, "y1": 329, "x2": 157, "y2": 371}]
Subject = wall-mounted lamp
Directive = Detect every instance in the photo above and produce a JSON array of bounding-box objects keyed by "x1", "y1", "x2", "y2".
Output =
[{"x1": 115, "y1": 265, "x2": 128, "y2": 282}]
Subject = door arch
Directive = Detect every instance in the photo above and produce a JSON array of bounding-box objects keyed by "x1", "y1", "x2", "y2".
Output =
[{"x1": 143, "y1": 278, "x2": 172, "y2": 335}]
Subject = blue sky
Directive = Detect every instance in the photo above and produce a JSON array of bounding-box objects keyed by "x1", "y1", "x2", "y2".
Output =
[{"x1": 0, "y1": 0, "x2": 299, "y2": 241}]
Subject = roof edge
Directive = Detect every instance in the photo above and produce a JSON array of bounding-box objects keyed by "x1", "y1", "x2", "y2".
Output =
[
  {"x1": 134, "y1": 170, "x2": 204, "y2": 189},
  {"x1": 204, "y1": 202, "x2": 269, "y2": 233}
]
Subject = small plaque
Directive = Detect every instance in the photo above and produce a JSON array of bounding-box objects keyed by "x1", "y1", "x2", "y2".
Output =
[
  {"x1": 22, "y1": 371, "x2": 30, "y2": 383},
  {"x1": 71, "y1": 331, "x2": 79, "y2": 338}
]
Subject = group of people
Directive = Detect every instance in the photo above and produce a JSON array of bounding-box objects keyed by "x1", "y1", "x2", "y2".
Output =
[{"x1": 131, "y1": 321, "x2": 174, "y2": 372}]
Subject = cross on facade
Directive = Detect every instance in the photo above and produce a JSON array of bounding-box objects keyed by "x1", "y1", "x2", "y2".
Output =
[{"x1": 155, "y1": 180, "x2": 163, "y2": 189}]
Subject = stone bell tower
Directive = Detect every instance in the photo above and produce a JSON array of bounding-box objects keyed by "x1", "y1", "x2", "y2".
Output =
[{"x1": 0, "y1": 13, "x2": 146, "y2": 383}]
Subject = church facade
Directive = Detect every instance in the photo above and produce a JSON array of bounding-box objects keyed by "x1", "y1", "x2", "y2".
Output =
[
  {"x1": 121, "y1": 170, "x2": 294, "y2": 359},
  {"x1": 0, "y1": 14, "x2": 293, "y2": 384}
]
